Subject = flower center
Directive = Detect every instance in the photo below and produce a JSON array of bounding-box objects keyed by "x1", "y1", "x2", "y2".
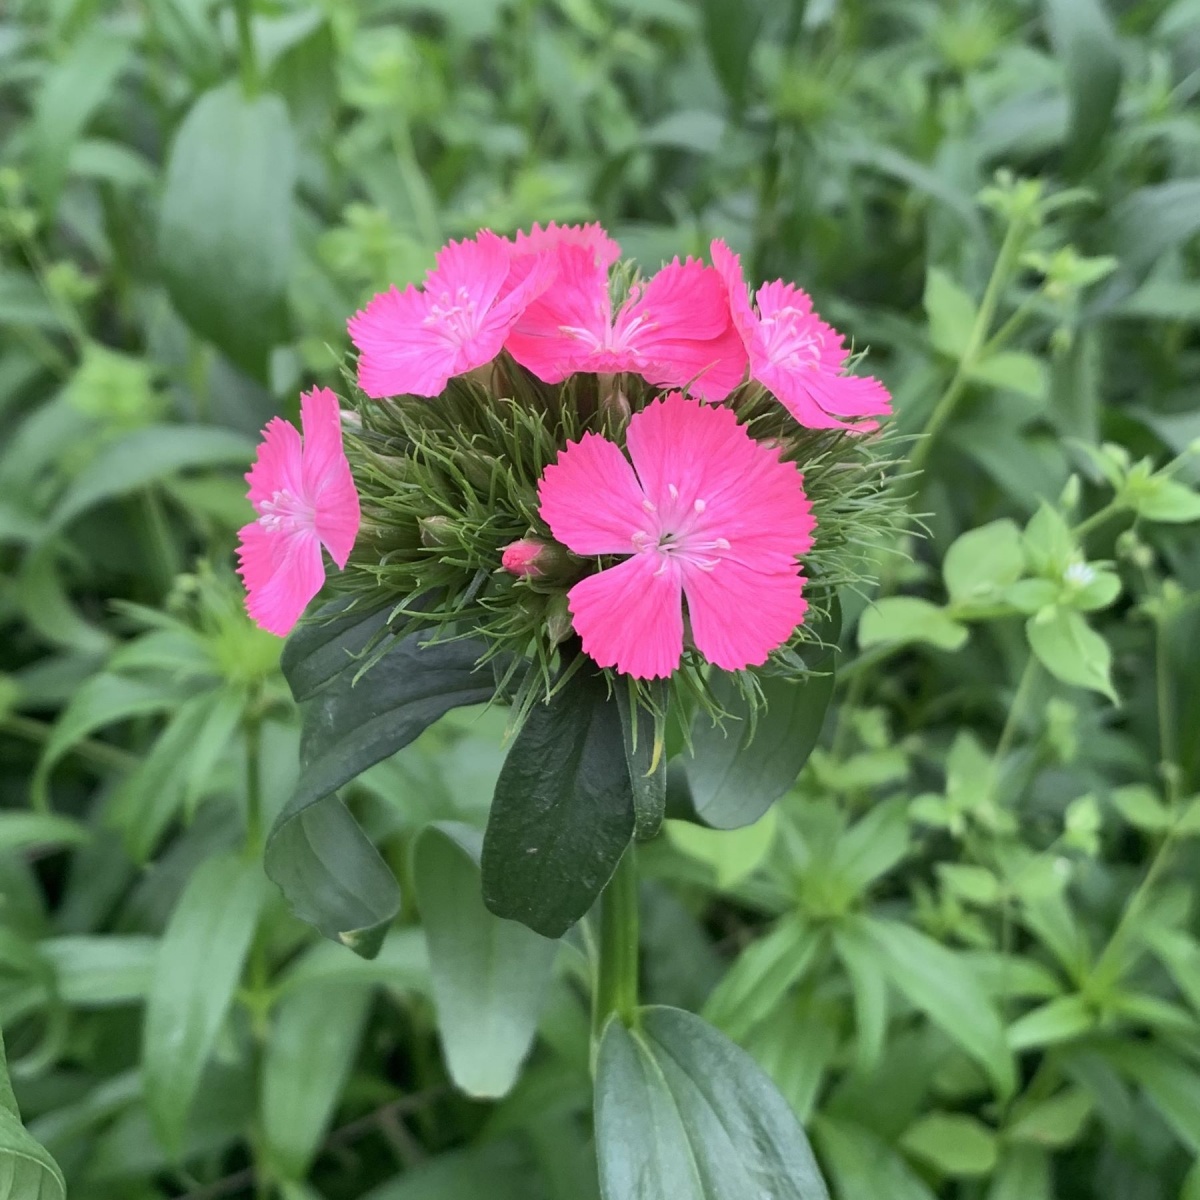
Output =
[
  {"x1": 425, "y1": 286, "x2": 480, "y2": 345},
  {"x1": 257, "y1": 488, "x2": 315, "y2": 535},
  {"x1": 631, "y1": 486, "x2": 730, "y2": 574},
  {"x1": 759, "y1": 306, "x2": 825, "y2": 369}
]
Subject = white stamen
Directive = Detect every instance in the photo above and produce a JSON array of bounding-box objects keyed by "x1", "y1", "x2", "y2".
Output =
[{"x1": 693, "y1": 498, "x2": 706, "y2": 514}]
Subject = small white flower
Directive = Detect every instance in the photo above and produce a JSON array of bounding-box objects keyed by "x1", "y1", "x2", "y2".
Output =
[{"x1": 1064, "y1": 560, "x2": 1096, "y2": 588}]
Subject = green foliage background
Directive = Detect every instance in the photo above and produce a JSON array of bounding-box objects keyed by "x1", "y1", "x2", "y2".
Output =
[{"x1": 1, "y1": 0, "x2": 1200, "y2": 1198}]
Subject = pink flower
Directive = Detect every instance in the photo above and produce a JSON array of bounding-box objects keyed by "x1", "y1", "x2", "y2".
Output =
[
  {"x1": 711, "y1": 239, "x2": 891, "y2": 430},
  {"x1": 505, "y1": 247, "x2": 747, "y2": 401},
  {"x1": 237, "y1": 387, "x2": 361, "y2": 637},
  {"x1": 537, "y1": 393, "x2": 815, "y2": 678},
  {"x1": 348, "y1": 230, "x2": 552, "y2": 399},
  {"x1": 508, "y1": 221, "x2": 621, "y2": 268}
]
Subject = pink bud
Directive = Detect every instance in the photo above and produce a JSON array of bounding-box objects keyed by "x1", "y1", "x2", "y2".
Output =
[{"x1": 501, "y1": 538, "x2": 548, "y2": 577}]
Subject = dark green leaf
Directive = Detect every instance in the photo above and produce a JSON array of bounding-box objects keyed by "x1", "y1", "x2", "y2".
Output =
[
  {"x1": 280, "y1": 599, "x2": 394, "y2": 702},
  {"x1": 700, "y1": 0, "x2": 765, "y2": 110},
  {"x1": 0, "y1": 1034, "x2": 65, "y2": 1200},
  {"x1": 414, "y1": 822, "x2": 558, "y2": 1098},
  {"x1": 682, "y1": 669, "x2": 834, "y2": 830},
  {"x1": 482, "y1": 662, "x2": 635, "y2": 938},
  {"x1": 159, "y1": 82, "x2": 296, "y2": 378},
  {"x1": 265, "y1": 630, "x2": 495, "y2": 957},
  {"x1": 595, "y1": 1006, "x2": 830, "y2": 1200}
]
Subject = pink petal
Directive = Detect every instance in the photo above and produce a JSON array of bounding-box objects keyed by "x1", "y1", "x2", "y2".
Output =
[
  {"x1": 505, "y1": 242, "x2": 611, "y2": 383},
  {"x1": 347, "y1": 285, "x2": 459, "y2": 398},
  {"x1": 510, "y1": 222, "x2": 621, "y2": 268},
  {"x1": 237, "y1": 521, "x2": 326, "y2": 637},
  {"x1": 537, "y1": 432, "x2": 647, "y2": 556},
  {"x1": 298, "y1": 387, "x2": 361, "y2": 568},
  {"x1": 426, "y1": 230, "x2": 511, "y2": 311},
  {"x1": 568, "y1": 554, "x2": 685, "y2": 679},
  {"x1": 753, "y1": 280, "x2": 847, "y2": 372},
  {"x1": 626, "y1": 392, "x2": 815, "y2": 564},
  {"x1": 683, "y1": 560, "x2": 808, "y2": 671},
  {"x1": 759, "y1": 362, "x2": 891, "y2": 431},
  {"x1": 620, "y1": 258, "x2": 747, "y2": 400},
  {"x1": 710, "y1": 239, "x2": 757, "y2": 351},
  {"x1": 245, "y1": 416, "x2": 303, "y2": 510}
]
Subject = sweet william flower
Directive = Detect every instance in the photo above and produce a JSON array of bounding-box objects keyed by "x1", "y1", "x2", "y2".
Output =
[
  {"x1": 348, "y1": 230, "x2": 552, "y2": 399},
  {"x1": 505, "y1": 242, "x2": 747, "y2": 401},
  {"x1": 537, "y1": 393, "x2": 815, "y2": 678},
  {"x1": 712, "y1": 239, "x2": 891, "y2": 430},
  {"x1": 237, "y1": 388, "x2": 360, "y2": 636}
]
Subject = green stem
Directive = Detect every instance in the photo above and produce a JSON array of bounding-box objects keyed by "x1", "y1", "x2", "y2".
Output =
[
  {"x1": 1154, "y1": 603, "x2": 1179, "y2": 807},
  {"x1": 910, "y1": 215, "x2": 1029, "y2": 477},
  {"x1": 233, "y1": 0, "x2": 258, "y2": 94},
  {"x1": 986, "y1": 655, "x2": 1039, "y2": 804},
  {"x1": 593, "y1": 848, "x2": 640, "y2": 1040},
  {"x1": 243, "y1": 707, "x2": 264, "y2": 857},
  {"x1": 1072, "y1": 498, "x2": 1127, "y2": 541}
]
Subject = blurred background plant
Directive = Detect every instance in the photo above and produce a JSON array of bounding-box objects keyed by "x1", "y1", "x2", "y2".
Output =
[{"x1": 1, "y1": 0, "x2": 1199, "y2": 1198}]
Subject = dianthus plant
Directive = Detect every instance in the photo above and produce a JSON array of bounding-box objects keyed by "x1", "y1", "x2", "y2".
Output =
[{"x1": 236, "y1": 221, "x2": 903, "y2": 1194}]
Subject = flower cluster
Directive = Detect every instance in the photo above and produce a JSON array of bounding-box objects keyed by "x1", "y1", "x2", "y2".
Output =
[{"x1": 236, "y1": 223, "x2": 896, "y2": 697}]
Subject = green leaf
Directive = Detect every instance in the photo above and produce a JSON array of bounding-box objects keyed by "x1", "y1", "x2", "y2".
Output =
[
  {"x1": 943, "y1": 519, "x2": 1025, "y2": 610},
  {"x1": 159, "y1": 82, "x2": 296, "y2": 378},
  {"x1": 1108, "y1": 1044, "x2": 1200, "y2": 1152},
  {"x1": 703, "y1": 917, "x2": 821, "y2": 1042},
  {"x1": 32, "y1": 672, "x2": 184, "y2": 808},
  {"x1": 682, "y1": 668, "x2": 834, "y2": 830},
  {"x1": 832, "y1": 923, "x2": 890, "y2": 1074},
  {"x1": 829, "y1": 798, "x2": 909, "y2": 894},
  {"x1": 1043, "y1": 0, "x2": 1123, "y2": 172},
  {"x1": 1007, "y1": 1087, "x2": 1093, "y2": 1146},
  {"x1": 40, "y1": 935, "x2": 155, "y2": 1007},
  {"x1": 31, "y1": 27, "x2": 131, "y2": 213},
  {"x1": 595, "y1": 1006, "x2": 830, "y2": 1200},
  {"x1": 261, "y1": 978, "x2": 372, "y2": 1180},
  {"x1": 968, "y1": 351, "x2": 1049, "y2": 399},
  {"x1": 1022, "y1": 504, "x2": 1076, "y2": 576},
  {"x1": 49, "y1": 424, "x2": 255, "y2": 530},
  {"x1": 700, "y1": 0, "x2": 765, "y2": 110},
  {"x1": 0, "y1": 812, "x2": 87, "y2": 854},
  {"x1": 1112, "y1": 180, "x2": 1200, "y2": 276},
  {"x1": 266, "y1": 629, "x2": 496, "y2": 958},
  {"x1": 817, "y1": 1118, "x2": 937, "y2": 1200},
  {"x1": 1133, "y1": 477, "x2": 1200, "y2": 524},
  {"x1": 924, "y1": 267, "x2": 978, "y2": 359},
  {"x1": 859, "y1": 916, "x2": 1015, "y2": 1097},
  {"x1": 665, "y1": 807, "x2": 778, "y2": 890},
  {"x1": 482, "y1": 662, "x2": 634, "y2": 938},
  {"x1": 142, "y1": 853, "x2": 269, "y2": 1155},
  {"x1": 1110, "y1": 784, "x2": 1172, "y2": 832},
  {"x1": 859, "y1": 597, "x2": 969, "y2": 652},
  {"x1": 414, "y1": 822, "x2": 557, "y2": 1099},
  {"x1": 281, "y1": 599, "x2": 394, "y2": 703},
  {"x1": 1026, "y1": 607, "x2": 1115, "y2": 701},
  {"x1": 1007, "y1": 994, "x2": 1094, "y2": 1050},
  {"x1": 986, "y1": 1146, "x2": 1052, "y2": 1200},
  {"x1": 0, "y1": 1034, "x2": 66, "y2": 1200},
  {"x1": 900, "y1": 1112, "x2": 998, "y2": 1176}
]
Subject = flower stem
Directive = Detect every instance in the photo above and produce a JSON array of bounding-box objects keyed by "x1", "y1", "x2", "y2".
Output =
[
  {"x1": 1072, "y1": 498, "x2": 1127, "y2": 541},
  {"x1": 593, "y1": 847, "x2": 640, "y2": 1040},
  {"x1": 243, "y1": 705, "x2": 264, "y2": 857},
  {"x1": 910, "y1": 215, "x2": 1029, "y2": 477}
]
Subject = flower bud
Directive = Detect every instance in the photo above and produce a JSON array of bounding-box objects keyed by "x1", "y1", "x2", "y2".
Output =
[
  {"x1": 419, "y1": 515, "x2": 456, "y2": 547},
  {"x1": 501, "y1": 537, "x2": 567, "y2": 578},
  {"x1": 544, "y1": 593, "x2": 574, "y2": 644}
]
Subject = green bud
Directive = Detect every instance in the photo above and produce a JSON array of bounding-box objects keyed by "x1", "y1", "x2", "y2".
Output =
[
  {"x1": 544, "y1": 593, "x2": 574, "y2": 645},
  {"x1": 419, "y1": 515, "x2": 456, "y2": 548}
]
